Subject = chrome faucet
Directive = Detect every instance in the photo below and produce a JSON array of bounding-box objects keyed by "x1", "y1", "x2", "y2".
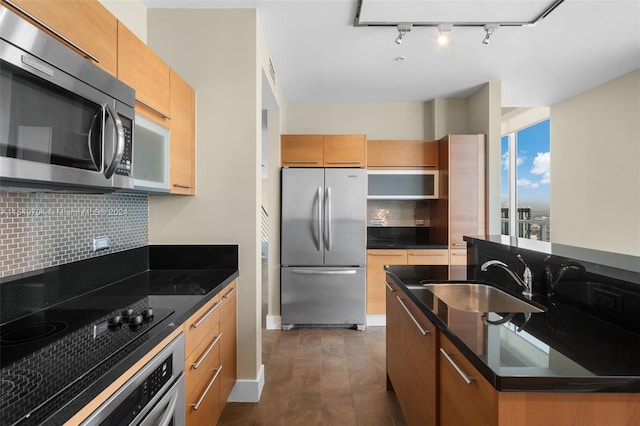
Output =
[
  {"x1": 481, "y1": 254, "x2": 533, "y2": 298},
  {"x1": 543, "y1": 261, "x2": 583, "y2": 296}
]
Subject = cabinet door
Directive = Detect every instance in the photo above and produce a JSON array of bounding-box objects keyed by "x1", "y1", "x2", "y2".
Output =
[
  {"x1": 367, "y1": 140, "x2": 438, "y2": 169},
  {"x1": 169, "y1": 70, "x2": 196, "y2": 195},
  {"x1": 398, "y1": 293, "x2": 437, "y2": 426},
  {"x1": 281, "y1": 134, "x2": 324, "y2": 167},
  {"x1": 407, "y1": 249, "x2": 449, "y2": 265},
  {"x1": 6, "y1": 0, "x2": 118, "y2": 76},
  {"x1": 448, "y1": 134, "x2": 486, "y2": 248},
  {"x1": 219, "y1": 283, "x2": 237, "y2": 403},
  {"x1": 367, "y1": 250, "x2": 407, "y2": 314},
  {"x1": 385, "y1": 279, "x2": 402, "y2": 392},
  {"x1": 186, "y1": 362, "x2": 222, "y2": 426},
  {"x1": 117, "y1": 22, "x2": 170, "y2": 126},
  {"x1": 440, "y1": 334, "x2": 497, "y2": 426},
  {"x1": 324, "y1": 134, "x2": 366, "y2": 167}
]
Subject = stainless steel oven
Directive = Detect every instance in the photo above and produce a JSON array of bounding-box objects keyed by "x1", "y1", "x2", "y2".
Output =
[
  {"x1": 81, "y1": 333, "x2": 185, "y2": 426},
  {"x1": 0, "y1": 4, "x2": 135, "y2": 191}
]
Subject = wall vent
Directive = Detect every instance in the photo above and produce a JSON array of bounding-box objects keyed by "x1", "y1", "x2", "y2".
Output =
[{"x1": 268, "y1": 57, "x2": 277, "y2": 86}]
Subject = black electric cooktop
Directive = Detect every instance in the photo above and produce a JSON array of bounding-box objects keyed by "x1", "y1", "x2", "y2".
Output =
[{"x1": 0, "y1": 284, "x2": 174, "y2": 426}]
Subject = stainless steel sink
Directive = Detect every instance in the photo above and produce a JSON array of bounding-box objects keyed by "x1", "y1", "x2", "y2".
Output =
[{"x1": 418, "y1": 283, "x2": 545, "y2": 313}]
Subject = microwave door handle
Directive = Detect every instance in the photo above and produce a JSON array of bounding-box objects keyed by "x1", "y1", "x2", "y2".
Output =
[
  {"x1": 103, "y1": 103, "x2": 125, "y2": 179},
  {"x1": 86, "y1": 108, "x2": 102, "y2": 172}
]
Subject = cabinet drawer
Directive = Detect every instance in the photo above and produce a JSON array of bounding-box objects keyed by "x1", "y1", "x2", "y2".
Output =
[
  {"x1": 184, "y1": 295, "x2": 222, "y2": 357},
  {"x1": 407, "y1": 249, "x2": 448, "y2": 265},
  {"x1": 450, "y1": 249, "x2": 468, "y2": 265},
  {"x1": 185, "y1": 324, "x2": 221, "y2": 394},
  {"x1": 186, "y1": 357, "x2": 222, "y2": 426}
]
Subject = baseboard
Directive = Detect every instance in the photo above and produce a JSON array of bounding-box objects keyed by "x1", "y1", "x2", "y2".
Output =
[
  {"x1": 266, "y1": 314, "x2": 281, "y2": 330},
  {"x1": 227, "y1": 364, "x2": 265, "y2": 403},
  {"x1": 367, "y1": 314, "x2": 386, "y2": 327}
]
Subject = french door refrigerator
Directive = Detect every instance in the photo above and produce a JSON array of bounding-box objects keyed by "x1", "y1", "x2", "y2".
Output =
[{"x1": 280, "y1": 167, "x2": 366, "y2": 330}]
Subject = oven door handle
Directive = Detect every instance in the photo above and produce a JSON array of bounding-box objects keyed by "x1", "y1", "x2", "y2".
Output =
[{"x1": 155, "y1": 385, "x2": 180, "y2": 426}]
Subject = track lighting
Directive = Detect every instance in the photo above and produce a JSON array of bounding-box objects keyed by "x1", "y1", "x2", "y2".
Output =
[
  {"x1": 437, "y1": 24, "x2": 452, "y2": 46},
  {"x1": 482, "y1": 24, "x2": 498, "y2": 45},
  {"x1": 394, "y1": 24, "x2": 412, "y2": 45}
]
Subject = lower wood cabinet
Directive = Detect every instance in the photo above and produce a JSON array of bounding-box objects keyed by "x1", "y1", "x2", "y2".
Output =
[{"x1": 184, "y1": 280, "x2": 237, "y2": 426}]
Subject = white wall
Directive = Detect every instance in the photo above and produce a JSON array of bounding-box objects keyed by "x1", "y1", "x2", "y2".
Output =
[
  {"x1": 551, "y1": 69, "x2": 640, "y2": 255},
  {"x1": 146, "y1": 8, "x2": 263, "y2": 396},
  {"x1": 98, "y1": 0, "x2": 147, "y2": 42}
]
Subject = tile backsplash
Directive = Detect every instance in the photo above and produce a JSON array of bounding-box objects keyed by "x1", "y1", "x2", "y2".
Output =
[
  {"x1": 367, "y1": 200, "x2": 431, "y2": 227},
  {"x1": 0, "y1": 192, "x2": 148, "y2": 278}
]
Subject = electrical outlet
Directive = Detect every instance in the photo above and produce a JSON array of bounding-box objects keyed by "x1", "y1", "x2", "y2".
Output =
[{"x1": 92, "y1": 236, "x2": 110, "y2": 252}]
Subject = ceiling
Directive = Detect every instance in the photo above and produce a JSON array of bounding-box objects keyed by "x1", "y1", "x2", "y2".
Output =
[{"x1": 143, "y1": 0, "x2": 640, "y2": 107}]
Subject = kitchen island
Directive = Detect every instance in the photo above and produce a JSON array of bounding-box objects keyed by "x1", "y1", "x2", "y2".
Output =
[
  {"x1": 385, "y1": 236, "x2": 640, "y2": 425},
  {"x1": 0, "y1": 245, "x2": 238, "y2": 426}
]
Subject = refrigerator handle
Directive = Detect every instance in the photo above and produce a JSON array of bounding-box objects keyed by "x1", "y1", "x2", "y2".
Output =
[
  {"x1": 316, "y1": 186, "x2": 322, "y2": 252},
  {"x1": 292, "y1": 269, "x2": 357, "y2": 275},
  {"x1": 325, "y1": 186, "x2": 332, "y2": 250}
]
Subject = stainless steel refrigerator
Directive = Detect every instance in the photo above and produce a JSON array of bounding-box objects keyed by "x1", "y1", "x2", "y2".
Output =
[{"x1": 280, "y1": 168, "x2": 366, "y2": 330}]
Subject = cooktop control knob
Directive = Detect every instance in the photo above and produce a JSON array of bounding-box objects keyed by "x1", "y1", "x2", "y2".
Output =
[
  {"x1": 128, "y1": 314, "x2": 143, "y2": 326},
  {"x1": 108, "y1": 315, "x2": 122, "y2": 326},
  {"x1": 121, "y1": 308, "x2": 134, "y2": 318},
  {"x1": 142, "y1": 308, "x2": 154, "y2": 321}
]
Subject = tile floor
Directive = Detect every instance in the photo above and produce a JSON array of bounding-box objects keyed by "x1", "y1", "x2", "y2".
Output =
[{"x1": 217, "y1": 327, "x2": 406, "y2": 425}]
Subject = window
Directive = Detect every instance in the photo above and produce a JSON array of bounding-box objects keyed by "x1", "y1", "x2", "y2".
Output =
[{"x1": 501, "y1": 119, "x2": 550, "y2": 241}]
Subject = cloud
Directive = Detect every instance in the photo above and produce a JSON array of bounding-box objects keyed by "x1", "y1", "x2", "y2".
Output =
[
  {"x1": 531, "y1": 152, "x2": 550, "y2": 185},
  {"x1": 502, "y1": 151, "x2": 525, "y2": 171}
]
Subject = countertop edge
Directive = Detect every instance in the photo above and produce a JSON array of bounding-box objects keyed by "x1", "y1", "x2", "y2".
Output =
[{"x1": 384, "y1": 269, "x2": 640, "y2": 393}]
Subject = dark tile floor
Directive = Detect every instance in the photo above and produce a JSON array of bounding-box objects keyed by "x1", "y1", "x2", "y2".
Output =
[{"x1": 218, "y1": 327, "x2": 406, "y2": 425}]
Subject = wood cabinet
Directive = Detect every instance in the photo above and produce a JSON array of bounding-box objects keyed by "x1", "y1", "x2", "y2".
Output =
[
  {"x1": 184, "y1": 280, "x2": 237, "y2": 426},
  {"x1": 386, "y1": 279, "x2": 437, "y2": 426},
  {"x1": 3, "y1": 0, "x2": 118, "y2": 76},
  {"x1": 281, "y1": 134, "x2": 366, "y2": 167},
  {"x1": 117, "y1": 22, "x2": 171, "y2": 127},
  {"x1": 367, "y1": 249, "x2": 448, "y2": 314},
  {"x1": 169, "y1": 70, "x2": 196, "y2": 195},
  {"x1": 367, "y1": 140, "x2": 439, "y2": 169},
  {"x1": 433, "y1": 134, "x2": 486, "y2": 276}
]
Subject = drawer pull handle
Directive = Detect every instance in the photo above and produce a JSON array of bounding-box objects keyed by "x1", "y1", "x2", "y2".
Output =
[
  {"x1": 223, "y1": 286, "x2": 237, "y2": 299},
  {"x1": 191, "y1": 333, "x2": 223, "y2": 370},
  {"x1": 192, "y1": 365, "x2": 223, "y2": 411},
  {"x1": 397, "y1": 296, "x2": 430, "y2": 336},
  {"x1": 368, "y1": 164, "x2": 436, "y2": 168},
  {"x1": 369, "y1": 253, "x2": 405, "y2": 256},
  {"x1": 385, "y1": 282, "x2": 395, "y2": 292},
  {"x1": 4, "y1": 0, "x2": 100, "y2": 63},
  {"x1": 173, "y1": 183, "x2": 194, "y2": 189},
  {"x1": 284, "y1": 160, "x2": 320, "y2": 164},
  {"x1": 440, "y1": 348, "x2": 474, "y2": 385},
  {"x1": 136, "y1": 98, "x2": 171, "y2": 120},
  {"x1": 191, "y1": 300, "x2": 222, "y2": 329},
  {"x1": 409, "y1": 253, "x2": 446, "y2": 256},
  {"x1": 325, "y1": 161, "x2": 361, "y2": 164}
]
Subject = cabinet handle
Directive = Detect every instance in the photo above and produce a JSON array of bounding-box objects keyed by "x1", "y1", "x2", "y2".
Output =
[
  {"x1": 284, "y1": 160, "x2": 320, "y2": 164},
  {"x1": 409, "y1": 253, "x2": 446, "y2": 257},
  {"x1": 223, "y1": 286, "x2": 237, "y2": 299},
  {"x1": 192, "y1": 332, "x2": 223, "y2": 369},
  {"x1": 385, "y1": 282, "x2": 395, "y2": 292},
  {"x1": 452, "y1": 243, "x2": 467, "y2": 247},
  {"x1": 191, "y1": 300, "x2": 222, "y2": 329},
  {"x1": 368, "y1": 164, "x2": 436, "y2": 168},
  {"x1": 173, "y1": 183, "x2": 194, "y2": 189},
  {"x1": 396, "y1": 296, "x2": 430, "y2": 336},
  {"x1": 325, "y1": 161, "x2": 361, "y2": 164},
  {"x1": 191, "y1": 365, "x2": 223, "y2": 411},
  {"x1": 136, "y1": 98, "x2": 171, "y2": 120},
  {"x1": 440, "y1": 348, "x2": 474, "y2": 385},
  {"x1": 4, "y1": 0, "x2": 101, "y2": 63},
  {"x1": 369, "y1": 253, "x2": 405, "y2": 256}
]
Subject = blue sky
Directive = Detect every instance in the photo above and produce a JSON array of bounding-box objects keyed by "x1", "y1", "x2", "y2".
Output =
[{"x1": 501, "y1": 119, "x2": 550, "y2": 213}]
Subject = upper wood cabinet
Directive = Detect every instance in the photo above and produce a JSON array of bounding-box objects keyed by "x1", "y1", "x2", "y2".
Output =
[
  {"x1": 281, "y1": 134, "x2": 366, "y2": 167},
  {"x1": 4, "y1": 0, "x2": 118, "y2": 76},
  {"x1": 367, "y1": 140, "x2": 439, "y2": 169},
  {"x1": 169, "y1": 70, "x2": 196, "y2": 195},
  {"x1": 117, "y1": 22, "x2": 171, "y2": 127}
]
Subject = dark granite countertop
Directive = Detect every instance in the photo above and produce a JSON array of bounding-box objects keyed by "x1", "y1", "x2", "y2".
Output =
[
  {"x1": 385, "y1": 265, "x2": 640, "y2": 393},
  {"x1": 0, "y1": 245, "x2": 238, "y2": 425}
]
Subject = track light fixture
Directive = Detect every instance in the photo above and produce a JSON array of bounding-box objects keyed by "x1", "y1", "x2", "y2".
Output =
[
  {"x1": 437, "y1": 24, "x2": 452, "y2": 46},
  {"x1": 395, "y1": 24, "x2": 412, "y2": 45},
  {"x1": 482, "y1": 24, "x2": 498, "y2": 45}
]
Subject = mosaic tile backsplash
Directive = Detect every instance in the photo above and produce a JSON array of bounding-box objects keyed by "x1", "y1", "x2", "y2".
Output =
[
  {"x1": 367, "y1": 200, "x2": 432, "y2": 227},
  {"x1": 0, "y1": 192, "x2": 148, "y2": 278}
]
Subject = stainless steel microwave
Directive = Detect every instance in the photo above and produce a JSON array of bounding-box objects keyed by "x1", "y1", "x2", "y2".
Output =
[
  {"x1": 367, "y1": 170, "x2": 439, "y2": 199},
  {"x1": 0, "y1": 5, "x2": 135, "y2": 191}
]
